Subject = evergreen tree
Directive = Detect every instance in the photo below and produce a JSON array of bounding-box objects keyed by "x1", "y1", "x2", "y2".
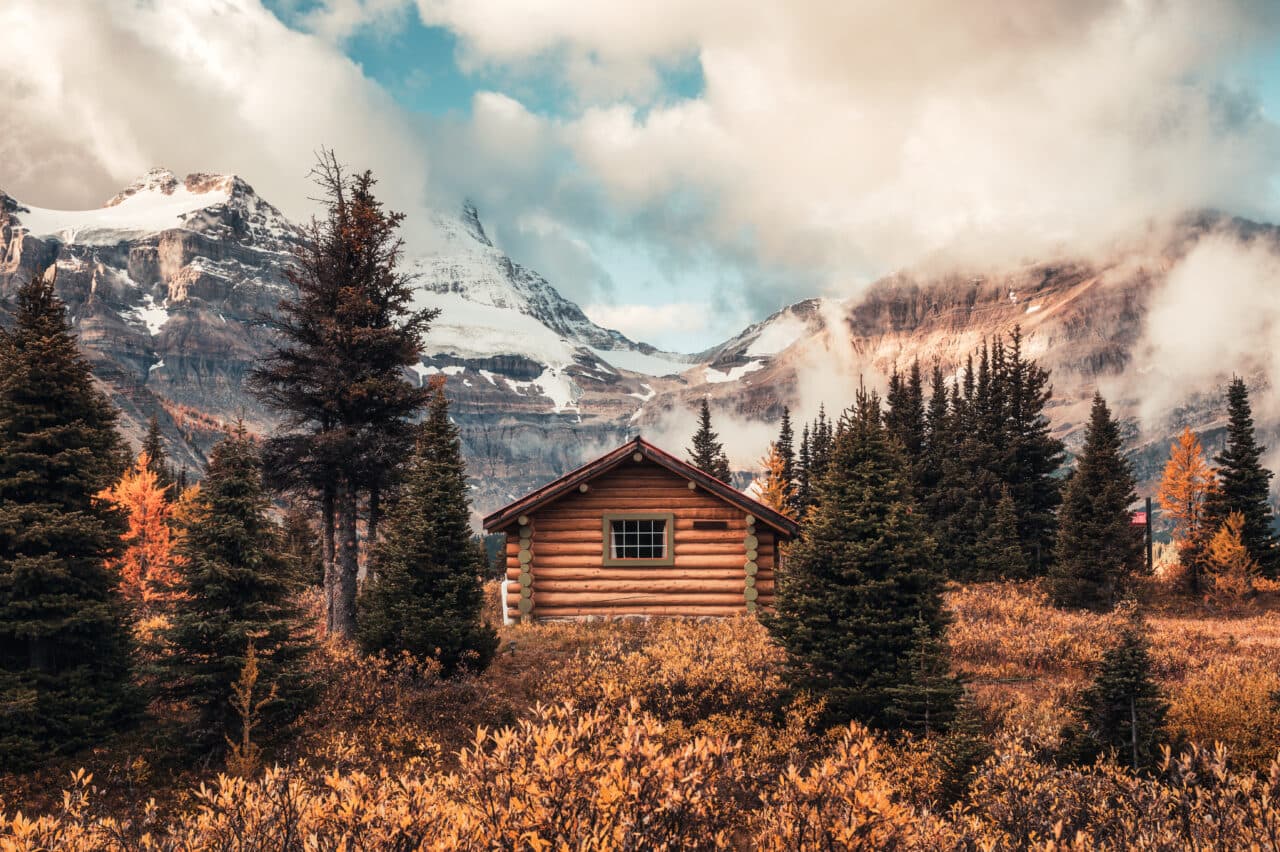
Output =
[
  {"x1": 1205, "y1": 378, "x2": 1279, "y2": 577},
  {"x1": 280, "y1": 501, "x2": 324, "y2": 588},
  {"x1": 1061, "y1": 616, "x2": 1169, "y2": 772},
  {"x1": 1050, "y1": 393, "x2": 1143, "y2": 610},
  {"x1": 687, "y1": 398, "x2": 732, "y2": 482},
  {"x1": 359, "y1": 381, "x2": 498, "y2": 675},
  {"x1": 810, "y1": 404, "x2": 834, "y2": 481},
  {"x1": 0, "y1": 268, "x2": 136, "y2": 768},
  {"x1": 796, "y1": 424, "x2": 813, "y2": 513},
  {"x1": 999, "y1": 328, "x2": 1065, "y2": 574},
  {"x1": 885, "y1": 361, "x2": 927, "y2": 501},
  {"x1": 141, "y1": 414, "x2": 175, "y2": 496},
  {"x1": 885, "y1": 618, "x2": 964, "y2": 737},
  {"x1": 249, "y1": 152, "x2": 435, "y2": 639},
  {"x1": 777, "y1": 407, "x2": 796, "y2": 512},
  {"x1": 768, "y1": 391, "x2": 950, "y2": 729},
  {"x1": 161, "y1": 425, "x2": 314, "y2": 749},
  {"x1": 973, "y1": 485, "x2": 1027, "y2": 580}
]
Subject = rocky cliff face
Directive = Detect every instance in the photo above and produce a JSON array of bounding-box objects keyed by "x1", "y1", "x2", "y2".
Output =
[{"x1": 3, "y1": 170, "x2": 1277, "y2": 515}]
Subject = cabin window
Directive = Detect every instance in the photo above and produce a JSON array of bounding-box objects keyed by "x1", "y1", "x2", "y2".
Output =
[{"x1": 601, "y1": 512, "x2": 675, "y2": 566}]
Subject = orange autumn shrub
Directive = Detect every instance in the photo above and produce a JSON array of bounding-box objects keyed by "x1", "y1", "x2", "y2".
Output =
[
  {"x1": 948, "y1": 583, "x2": 1128, "y2": 680},
  {"x1": 1167, "y1": 659, "x2": 1280, "y2": 772}
]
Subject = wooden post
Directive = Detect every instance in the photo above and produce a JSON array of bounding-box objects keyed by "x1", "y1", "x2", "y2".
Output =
[
  {"x1": 1152, "y1": 493, "x2": 1162, "y2": 573},
  {"x1": 517, "y1": 516, "x2": 534, "y2": 622},
  {"x1": 743, "y1": 514, "x2": 758, "y2": 614}
]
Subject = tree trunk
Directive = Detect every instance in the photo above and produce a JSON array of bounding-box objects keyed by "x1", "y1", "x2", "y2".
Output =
[
  {"x1": 366, "y1": 483, "x2": 380, "y2": 583},
  {"x1": 322, "y1": 484, "x2": 337, "y2": 636},
  {"x1": 332, "y1": 477, "x2": 360, "y2": 640}
]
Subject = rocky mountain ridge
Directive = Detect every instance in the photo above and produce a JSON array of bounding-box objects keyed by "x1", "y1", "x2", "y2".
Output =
[{"x1": 3, "y1": 171, "x2": 1277, "y2": 515}]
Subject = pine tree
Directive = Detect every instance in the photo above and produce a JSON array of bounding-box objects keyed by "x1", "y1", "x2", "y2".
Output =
[
  {"x1": 885, "y1": 361, "x2": 927, "y2": 502},
  {"x1": 280, "y1": 502, "x2": 324, "y2": 588},
  {"x1": 0, "y1": 268, "x2": 136, "y2": 768},
  {"x1": 999, "y1": 327, "x2": 1065, "y2": 573},
  {"x1": 141, "y1": 415, "x2": 175, "y2": 496},
  {"x1": 796, "y1": 424, "x2": 813, "y2": 512},
  {"x1": 98, "y1": 452, "x2": 183, "y2": 613},
  {"x1": 358, "y1": 380, "x2": 498, "y2": 675},
  {"x1": 1205, "y1": 378, "x2": 1279, "y2": 578},
  {"x1": 688, "y1": 398, "x2": 732, "y2": 481},
  {"x1": 1157, "y1": 427, "x2": 1218, "y2": 593},
  {"x1": 973, "y1": 486, "x2": 1027, "y2": 580},
  {"x1": 249, "y1": 151, "x2": 436, "y2": 639},
  {"x1": 777, "y1": 407, "x2": 796, "y2": 512},
  {"x1": 1050, "y1": 393, "x2": 1143, "y2": 610},
  {"x1": 757, "y1": 443, "x2": 795, "y2": 517},
  {"x1": 768, "y1": 391, "x2": 950, "y2": 729},
  {"x1": 885, "y1": 618, "x2": 964, "y2": 737},
  {"x1": 161, "y1": 425, "x2": 314, "y2": 749},
  {"x1": 1061, "y1": 616, "x2": 1169, "y2": 772}
]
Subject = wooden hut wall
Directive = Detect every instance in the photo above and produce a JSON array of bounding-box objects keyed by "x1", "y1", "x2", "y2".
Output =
[{"x1": 502, "y1": 459, "x2": 776, "y2": 620}]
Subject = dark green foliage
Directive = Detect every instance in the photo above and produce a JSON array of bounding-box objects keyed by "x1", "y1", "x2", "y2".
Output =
[
  {"x1": 161, "y1": 426, "x2": 314, "y2": 750},
  {"x1": 777, "y1": 407, "x2": 796, "y2": 512},
  {"x1": 359, "y1": 383, "x2": 498, "y2": 676},
  {"x1": 0, "y1": 269, "x2": 136, "y2": 769},
  {"x1": 933, "y1": 693, "x2": 994, "y2": 804},
  {"x1": 917, "y1": 329, "x2": 1063, "y2": 580},
  {"x1": 796, "y1": 424, "x2": 813, "y2": 512},
  {"x1": 141, "y1": 414, "x2": 175, "y2": 496},
  {"x1": 280, "y1": 501, "x2": 324, "y2": 587},
  {"x1": 973, "y1": 486, "x2": 1027, "y2": 580},
  {"x1": 1205, "y1": 377, "x2": 1279, "y2": 577},
  {"x1": 1050, "y1": 393, "x2": 1143, "y2": 610},
  {"x1": 885, "y1": 618, "x2": 964, "y2": 737},
  {"x1": 1060, "y1": 617, "x2": 1169, "y2": 772},
  {"x1": 768, "y1": 391, "x2": 950, "y2": 730},
  {"x1": 249, "y1": 151, "x2": 436, "y2": 638},
  {"x1": 688, "y1": 398, "x2": 732, "y2": 482}
]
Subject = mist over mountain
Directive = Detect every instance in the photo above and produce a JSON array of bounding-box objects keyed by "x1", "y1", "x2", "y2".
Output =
[{"x1": 3, "y1": 170, "x2": 1278, "y2": 516}]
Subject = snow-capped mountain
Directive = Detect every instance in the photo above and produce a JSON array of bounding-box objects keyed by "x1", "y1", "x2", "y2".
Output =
[
  {"x1": 0, "y1": 169, "x2": 701, "y2": 508},
  {"x1": 4, "y1": 168, "x2": 1279, "y2": 513}
]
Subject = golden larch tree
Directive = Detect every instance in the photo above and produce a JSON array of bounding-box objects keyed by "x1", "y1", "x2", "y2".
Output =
[
  {"x1": 98, "y1": 451, "x2": 183, "y2": 610},
  {"x1": 1157, "y1": 427, "x2": 1217, "y2": 592},
  {"x1": 1206, "y1": 511, "x2": 1258, "y2": 607},
  {"x1": 757, "y1": 442, "x2": 795, "y2": 517}
]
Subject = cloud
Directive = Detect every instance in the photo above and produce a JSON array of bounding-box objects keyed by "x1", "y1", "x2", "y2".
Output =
[
  {"x1": 583, "y1": 302, "x2": 712, "y2": 343},
  {"x1": 1121, "y1": 228, "x2": 1280, "y2": 427},
  {"x1": 418, "y1": 0, "x2": 1280, "y2": 295},
  {"x1": 0, "y1": 0, "x2": 427, "y2": 222}
]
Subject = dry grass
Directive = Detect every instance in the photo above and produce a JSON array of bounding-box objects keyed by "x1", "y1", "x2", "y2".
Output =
[{"x1": 5, "y1": 580, "x2": 1280, "y2": 849}]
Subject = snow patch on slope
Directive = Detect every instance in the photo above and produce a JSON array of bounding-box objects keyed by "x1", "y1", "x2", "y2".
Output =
[
  {"x1": 704, "y1": 361, "x2": 766, "y2": 383},
  {"x1": 745, "y1": 312, "x2": 808, "y2": 357},
  {"x1": 15, "y1": 181, "x2": 231, "y2": 245},
  {"x1": 588, "y1": 346, "x2": 688, "y2": 377}
]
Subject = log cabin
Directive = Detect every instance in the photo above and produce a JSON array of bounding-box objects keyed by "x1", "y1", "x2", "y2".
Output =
[{"x1": 483, "y1": 436, "x2": 800, "y2": 622}]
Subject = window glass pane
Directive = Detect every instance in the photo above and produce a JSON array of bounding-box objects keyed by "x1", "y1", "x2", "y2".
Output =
[{"x1": 609, "y1": 518, "x2": 667, "y2": 559}]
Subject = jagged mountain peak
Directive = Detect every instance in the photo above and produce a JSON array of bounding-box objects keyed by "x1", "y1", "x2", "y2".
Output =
[{"x1": 460, "y1": 200, "x2": 493, "y2": 247}]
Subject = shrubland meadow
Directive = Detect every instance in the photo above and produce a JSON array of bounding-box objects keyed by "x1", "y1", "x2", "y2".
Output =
[{"x1": 3, "y1": 157, "x2": 1280, "y2": 850}]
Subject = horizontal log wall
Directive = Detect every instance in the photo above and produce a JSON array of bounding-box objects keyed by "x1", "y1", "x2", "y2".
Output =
[{"x1": 503, "y1": 460, "x2": 779, "y2": 620}]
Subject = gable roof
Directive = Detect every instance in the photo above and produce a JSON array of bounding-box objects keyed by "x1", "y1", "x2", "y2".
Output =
[{"x1": 482, "y1": 436, "x2": 801, "y2": 537}]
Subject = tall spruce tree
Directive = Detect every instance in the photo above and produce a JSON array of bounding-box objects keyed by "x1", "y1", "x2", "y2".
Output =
[
  {"x1": 1050, "y1": 393, "x2": 1143, "y2": 610},
  {"x1": 161, "y1": 425, "x2": 314, "y2": 749},
  {"x1": 777, "y1": 407, "x2": 796, "y2": 512},
  {"x1": 973, "y1": 485, "x2": 1027, "y2": 580},
  {"x1": 1061, "y1": 616, "x2": 1169, "y2": 772},
  {"x1": 1205, "y1": 378, "x2": 1278, "y2": 577},
  {"x1": 885, "y1": 361, "x2": 927, "y2": 502},
  {"x1": 358, "y1": 381, "x2": 497, "y2": 675},
  {"x1": 885, "y1": 618, "x2": 964, "y2": 737},
  {"x1": 768, "y1": 391, "x2": 950, "y2": 729},
  {"x1": 141, "y1": 414, "x2": 175, "y2": 496},
  {"x1": 796, "y1": 424, "x2": 813, "y2": 513},
  {"x1": 250, "y1": 151, "x2": 435, "y2": 639},
  {"x1": 0, "y1": 268, "x2": 136, "y2": 768},
  {"x1": 688, "y1": 398, "x2": 732, "y2": 481},
  {"x1": 998, "y1": 328, "x2": 1065, "y2": 574}
]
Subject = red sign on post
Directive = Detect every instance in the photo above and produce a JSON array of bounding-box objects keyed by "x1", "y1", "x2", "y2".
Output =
[{"x1": 1131, "y1": 511, "x2": 1148, "y2": 526}]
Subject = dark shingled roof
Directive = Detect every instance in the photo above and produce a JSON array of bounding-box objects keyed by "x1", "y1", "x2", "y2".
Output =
[{"x1": 482, "y1": 435, "x2": 801, "y2": 537}]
